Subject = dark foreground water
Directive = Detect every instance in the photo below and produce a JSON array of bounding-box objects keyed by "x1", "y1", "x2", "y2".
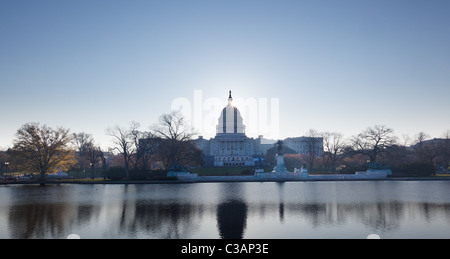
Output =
[{"x1": 1, "y1": 181, "x2": 450, "y2": 239}]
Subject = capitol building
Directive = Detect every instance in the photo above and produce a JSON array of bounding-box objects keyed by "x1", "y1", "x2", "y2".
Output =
[{"x1": 195, "y1": 91, "x2": 323, "y2": 167}]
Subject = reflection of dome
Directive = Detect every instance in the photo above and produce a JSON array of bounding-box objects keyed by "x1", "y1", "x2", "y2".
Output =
[
  {"x1": 216, "y1": 200, "x2": 248, "y2": 239},
  {"x1": 216, "y1": 91, "x2": 246, "y2": 134}
]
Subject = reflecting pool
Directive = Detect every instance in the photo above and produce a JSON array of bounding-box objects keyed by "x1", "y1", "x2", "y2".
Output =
[{"x1": 1, "y1": 181, "x2": 450, "y2": 238}]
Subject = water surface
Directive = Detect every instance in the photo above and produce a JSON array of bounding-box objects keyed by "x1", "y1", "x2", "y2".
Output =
[{"x1": 1, "y1": 181, "x2": 449, "y2": 238}]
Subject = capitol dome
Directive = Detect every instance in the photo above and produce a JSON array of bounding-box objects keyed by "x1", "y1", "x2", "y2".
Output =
[{"x1": 216, "y1": 91, "x2": 246, "y2": 135}]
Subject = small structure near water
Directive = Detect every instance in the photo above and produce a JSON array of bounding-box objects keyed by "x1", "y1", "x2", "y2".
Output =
[{"x1": 166, "y1": 162, "x2": 198, "y2": 180}]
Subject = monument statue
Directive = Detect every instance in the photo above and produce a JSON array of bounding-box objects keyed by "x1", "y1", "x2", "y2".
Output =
[
  {"x1": 276, "y1": 140, "x2": 283, "y2": 155},
  {"x1": 273, "y1": 140, "x2": 288, "y2": 173}
]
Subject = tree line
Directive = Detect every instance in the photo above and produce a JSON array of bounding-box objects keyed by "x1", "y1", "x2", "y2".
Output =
[
  {"x1": 0, "y1": 111, "x2": 203, "y2": 182},
  {"x1": 280, "y1": 125, "x2": 450, "y2": 176},
  {"x1": 1, "y1": 113, "x2": 449, "y2": 181}
]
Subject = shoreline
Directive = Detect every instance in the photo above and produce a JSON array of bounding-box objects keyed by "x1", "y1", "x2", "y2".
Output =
[{"x1": 1, "y1": 176, "x2": 450, "y2": 185}]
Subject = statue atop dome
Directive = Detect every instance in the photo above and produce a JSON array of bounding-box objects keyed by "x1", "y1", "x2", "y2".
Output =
[{"x1": 228, "y1": 90, "x2": 233, "y2": 106}]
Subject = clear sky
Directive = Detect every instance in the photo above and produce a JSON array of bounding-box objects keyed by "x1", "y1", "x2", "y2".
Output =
[{"x1": 1, "y1": 0, "x2": 449, "y2": 149}]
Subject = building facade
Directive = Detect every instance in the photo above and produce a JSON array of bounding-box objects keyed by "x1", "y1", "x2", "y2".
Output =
[
  {"x1": 194, "y1": 91, "x2": 324, "y2": 167},
  {"x1": 196, "y1": 91, "x2": 257, "y2": 167},
  {"x1": 284, "y1": 137, "x2": 323, "y2": 157}
]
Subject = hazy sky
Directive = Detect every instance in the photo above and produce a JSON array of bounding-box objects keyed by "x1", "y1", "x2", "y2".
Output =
[{"x1": 1, "y1": 0, "x2": 449, "y2": 149}]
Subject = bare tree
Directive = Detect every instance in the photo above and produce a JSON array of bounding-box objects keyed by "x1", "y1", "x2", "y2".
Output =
[
  {"x1": 86, "y1": 142, "x2": 103, "y2": 179},
  {"x1": 443, "y1": 130, "x2": 450, "y2": 139},
  {"x1": 133, "y1": 131, "x2": 159, "y2": 171},
  {"x1": 321, "y1": 131, "x2": 344, "y2": 170},
  {"x1": 415, "y1": 132, "x2": 430, "y2": 145},
  {"x1": 74, "y1": 132, "x2": 104, "y2": 179},
  {"x1": 127, "y1": 125, "x2": 160, "y2": 171},
  {"x1": 99, "y1": 151, "x2": 108, "y2": 179},
  {"x1": 75, "y1": 132, "x2": 92, "y2": 154},
  {"x1": 413, "y1": 131, "x2": 439, "y2": 164},
  {"x1": 440, "y1": 130, "x2": 450, "y2": 171},
  {"x1": 411, "y1": 130, "x2": 450, "y2": 172},
  {"x1": 152, "y1": 111, "x2": 196, "y2": 141},
  {"x1": 304, "y1": 129, "x2": 322, "y2": 170},
  {"x1": 74, "y1": 132, "x2": 93, "y2": 175},
  {"x1": 400, "y1": 134, "x2": 412, "y2": 147},
  {"x1": 12, "y1": 122, "x2": 76, "y2": 183},
  {"x1": 106, "y1": 123, "x2": 139, "y2": 179},
  {"x1": 349, "y1": 125, "x2": 397, "y2": 164},
  {"x1": 152, "y1": 111, "x2": 198, "y2": 168}
]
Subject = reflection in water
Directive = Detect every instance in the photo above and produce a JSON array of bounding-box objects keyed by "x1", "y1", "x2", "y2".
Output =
[
  {"x1": 216, "y1": 182, "x2": 248, "y2": 239},
  {"x1": 122, "y1": 201, "x2": 203, "y2": 238},
  {"x1": 217, "y1": 200, "x2": 247, "y2": 239},
  {"x1": 9, "y1": 203, "x2": 76, "y2": 239},
  {"x1": 1, "y1": 182, "x2": 450, "y2": 238},
  {"x1": 277, "y1": 182, "x2": 285, "y2": 223}
]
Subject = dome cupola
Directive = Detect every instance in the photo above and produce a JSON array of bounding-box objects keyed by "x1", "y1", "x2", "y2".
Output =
[{"x1": 216, "y1": 90, "x2": 245, "y2": 134}]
